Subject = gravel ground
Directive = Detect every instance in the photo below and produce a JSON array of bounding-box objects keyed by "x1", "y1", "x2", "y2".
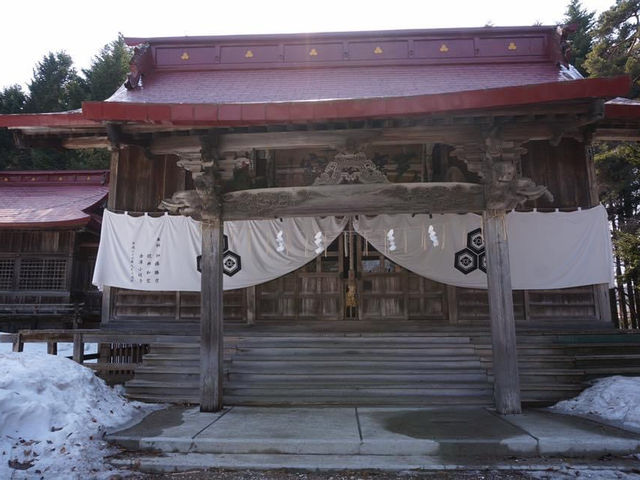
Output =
[{"x1": 128, "y1": 470, "x2": 536, "y2": 480}]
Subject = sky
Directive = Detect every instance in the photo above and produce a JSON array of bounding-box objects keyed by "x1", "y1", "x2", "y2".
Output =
[{"x1": 0, "y1": 0, "x2": 616, "y2": 91}]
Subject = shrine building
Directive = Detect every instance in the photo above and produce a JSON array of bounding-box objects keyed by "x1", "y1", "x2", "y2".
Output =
[{"x1": 2, "y1": 25, "x2": 640, "y2": 414}]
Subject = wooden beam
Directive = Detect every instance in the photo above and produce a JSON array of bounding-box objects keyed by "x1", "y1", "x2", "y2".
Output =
[
  {"x1": 222, "y1": 182, "x2": 485, "y2": 220},
  {"x1": 150, "y1": 126, "x2": 485, "y2": 154},
  {"x1": 483, "y1": 209, "x2": 521, "y2": 415},
  {"x1": 61, "y1": 136, "x2": 110, "y2": 149},
  {"x1": 150, "y1": 120, "x2": 589, "y2": 156},
  {"x1": 593, "y1": 128, "x2": 640, "y2": 142},
  {"x1": 200, "y1": 216, "x2": 224, "y2": 412}
]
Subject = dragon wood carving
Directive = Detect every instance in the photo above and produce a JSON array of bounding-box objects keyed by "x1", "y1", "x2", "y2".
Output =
[
  {"x1": 452, "y1": 134, "x2": 553, "y2": 210},
  {"x1": 313, "y1": 152, "x2": 388, "y2": 185}
]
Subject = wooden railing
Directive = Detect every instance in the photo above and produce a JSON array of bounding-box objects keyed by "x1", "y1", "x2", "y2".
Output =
[
  {"x1": 0, "y1": 329, "x2": 151, "y2": 385},
  {"x1": 0, "y1": 303, "x2": 84, "y2": 327}
]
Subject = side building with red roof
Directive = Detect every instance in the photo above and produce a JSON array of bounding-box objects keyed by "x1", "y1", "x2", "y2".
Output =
[{"x1": 0, "y1": 170, "x2": 109, "y2": 329}]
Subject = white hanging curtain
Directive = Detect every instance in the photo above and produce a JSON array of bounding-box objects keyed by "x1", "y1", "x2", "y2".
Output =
[
  {"x1": 92, "y1": 211, "x2": 348, "y2": 292},
  {"x1": 223, "y1": 215, "x2": 348, "y2": 290},
  {"x1": 353, "y1": 205, "x2": 614, "y2": 290}
]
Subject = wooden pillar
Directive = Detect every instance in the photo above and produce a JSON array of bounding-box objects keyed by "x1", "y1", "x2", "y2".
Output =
[
  {"x1": 200, "y1": 215, "x2": 224, "y2": 412},
  {"x1": 12, "y1": 333, "x2": 23, "y2": 353},
  {"x1": 483, "y1": 210, "x2": 521, "y2": 415},
  {"x1": 47, "y1": 342, "x2": 57, "y2": 355},
  {"x1": 72, "y1": 333, "x2": 84, "y2": 364},
  {"x1": 584, "y1": 143, "x2": 613, "y2": 325},
  {"x1": 101, "y1": 149, "x2": 120, "y2": 326},
  {"x1": 246, "y1": 286, "x2": 256, "y2": 325},
  {"x1": 446, "y1": 285, "x2": 458, "y2": 324}
]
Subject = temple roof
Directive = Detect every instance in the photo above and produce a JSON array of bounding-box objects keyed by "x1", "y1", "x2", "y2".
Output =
[
  {"x1": 106, "y1": 62, "x2": 568, "y2": 105},
  {"x1": 0, "y1": 26, "x2": 633, "y2": 131},
  {"x1": 0, "y1": 170, "x2": 109, "y2": 229}
]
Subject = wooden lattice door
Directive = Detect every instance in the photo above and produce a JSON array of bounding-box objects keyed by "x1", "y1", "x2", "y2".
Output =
[{"x1": 256, "y1": 235, "x2": 344, "y2": 320}]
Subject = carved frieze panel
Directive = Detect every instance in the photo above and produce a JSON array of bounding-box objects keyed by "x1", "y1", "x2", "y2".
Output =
[{"x1": 313, "y1": 152, "x2": 389, "y2": 185}]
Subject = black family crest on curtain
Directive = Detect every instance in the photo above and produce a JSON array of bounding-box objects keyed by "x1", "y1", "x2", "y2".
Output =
[
  {"x1": 454, "y1": 228, "x2": 487, "y2": 275},
  {"x1": 196, "y1": 234, "x2": 242, "y2": 277}
]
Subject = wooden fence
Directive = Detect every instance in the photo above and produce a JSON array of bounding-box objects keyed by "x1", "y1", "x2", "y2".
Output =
[{"x1": 0, "y1": 329, "x2": 151, "y2": 385}]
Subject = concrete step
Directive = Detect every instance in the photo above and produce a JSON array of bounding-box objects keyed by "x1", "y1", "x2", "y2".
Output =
[
  {"x1": 223, "y1": 396, "x2": 493, "y2": 406},
  {"x1": 108, "y1": 452, "x2": 640, "y2": 474}
]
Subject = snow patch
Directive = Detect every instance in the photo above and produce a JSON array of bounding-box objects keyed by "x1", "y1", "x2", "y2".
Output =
[
  {"x1": 550, "y1": 376, "x2": 640, "y2": 429},
  {"x1": 0, "y1": 352, "x2": 159, "y2": 479}
]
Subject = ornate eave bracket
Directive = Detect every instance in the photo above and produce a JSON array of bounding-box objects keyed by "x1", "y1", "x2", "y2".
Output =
[
  {"x1": 159, "y1": 151, "x2": 221, "y2": 222},
  {"x1": 452, "y1": 134, "x2": 554, "y2": 211},
  {"x1": 124, "y1": 43, "x2": 152, "y2": 91}
]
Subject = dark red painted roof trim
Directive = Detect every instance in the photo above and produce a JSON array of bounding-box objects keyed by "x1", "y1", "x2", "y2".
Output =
[
  {"x1": 81, "y1": 76, "x2": 630, "y2": 127},
  {"x1": 0, "y1": 111, "x2": 99, "y2": 128},
  {"x1": 125, "y1": 25, "x2": 558, "y2": 46},
  {"x1": 605, "y1": 100, "x2": 640, "y2": 120},
  {"x1": 1, "y1": 170, "x2": 110, "y2": 186},
  {"x1": 0, "y1": 76, "x2": 630, "y2": 130},
  {"x1": 0, "y1": 218, "x2": 93, "y2": 230}
]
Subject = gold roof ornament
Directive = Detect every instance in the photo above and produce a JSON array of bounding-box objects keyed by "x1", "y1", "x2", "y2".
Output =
[
  {"x1": 374, "y1": 46, "x2": 383, "y2": 54},
  {"x1": 508, "y1": 42, "x2": 517, "y2": 50},
  {"x1": 180, "y1": 52, "x2": 190, "y2": 60},
  {"x1": 440, "y1": 44, "x2": 449, "y2": 53},
  {"x1": 309, "y1": 48, "x2": 318, "y2": 56},
  {"x1": 245, "y1": 50, "x2": 254, "y2": 58}
]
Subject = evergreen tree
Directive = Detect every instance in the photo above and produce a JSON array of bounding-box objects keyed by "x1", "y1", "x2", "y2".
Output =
[
  {"x1": 0, "y1": 85, "x2": 27, "y2": 114},
  {"x1": 25, "y1": 51, "x2": 87, "y2": 113},
  {"x1": 0, "y1": 85, "x2": 29, "y2": 169},
  {"x1": 83, "y1": 34, "x2": 131, "y2": 101},
  {"x1": 563, "y1": 0, "x2": 596, "y2": 75},
  {"x1": 584, "y1": 0, "x2": 640, "y2": 97},
  {"x1": 586, "y1": 1, "x2": 640, "y2": 327}
]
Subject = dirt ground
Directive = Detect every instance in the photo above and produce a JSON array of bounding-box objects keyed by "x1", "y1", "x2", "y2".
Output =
[{"x1": 128, "y1": 470, "x2": 537, "y2": 480}]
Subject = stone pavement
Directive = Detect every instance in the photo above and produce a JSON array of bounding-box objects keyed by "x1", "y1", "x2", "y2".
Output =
[{"x1": 108, "y1": 406, "x2": 640, "y2": 473}]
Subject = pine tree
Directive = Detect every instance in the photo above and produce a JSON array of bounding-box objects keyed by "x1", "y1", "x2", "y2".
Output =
[
  {"x1": 83, "y1": 34, "x2": 131, "y2": 101},
  {"x1": 586, "y1": 1, "x2": 640, "y2": 327},
  {"x1": 25, "y1": 51, "x2": 87, "y2": 113},
  {"x1": 0, "y1": 85, "x2": 29, "y2": 169},
  {"x1": 584, "y1": 0, "x2": 640, "y2": 97},
  {"x1": 563, "y1": 0, "x2": 596, "y2": 75}
]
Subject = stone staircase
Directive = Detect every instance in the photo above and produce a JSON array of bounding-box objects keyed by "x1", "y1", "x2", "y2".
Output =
[{"x1": 122, "y1": 325, "x2": 640, "y2": 407}]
